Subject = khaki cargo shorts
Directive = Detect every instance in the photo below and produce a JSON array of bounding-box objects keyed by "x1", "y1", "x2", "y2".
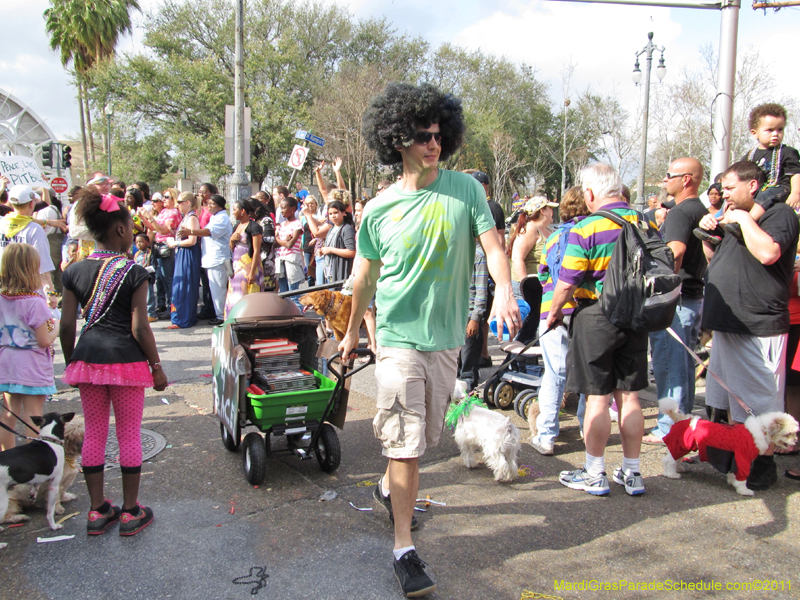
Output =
[{"x1": 373, "y1": 346, "x2": 460, "y2": 459}]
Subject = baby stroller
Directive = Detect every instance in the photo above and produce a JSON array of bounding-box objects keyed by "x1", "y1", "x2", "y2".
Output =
[{"x1": 480, "y1": 275, "x2": 545, "y2": 419}]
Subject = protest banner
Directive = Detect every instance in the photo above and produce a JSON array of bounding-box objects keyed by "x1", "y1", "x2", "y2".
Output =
[{"x1": 0, "y1": 155, "x2": 48, "y2": 187}]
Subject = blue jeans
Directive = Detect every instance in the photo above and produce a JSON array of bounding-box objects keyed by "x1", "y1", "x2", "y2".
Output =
[
  {"x1": 535, "y1": 320, "x2": 585, "y2": 444},
  {"x1": 155, "y1": 251, "x2": 175, "y2": 311},
  {"x1": 315, "y1": 256, "x2": 325, "y2": 288},
  {"x1": 648, "y1": 297, "x2": 704, "y2": 438},
  {"x1": 147, "y1": 279, "x2": 157, "y2": 318},
  {"x1": 279, "y1": 277, "x2": 303, "y2": 310}
]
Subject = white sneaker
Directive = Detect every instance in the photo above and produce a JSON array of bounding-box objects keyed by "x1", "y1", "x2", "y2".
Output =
[
  {"x1": 530, "y1": 438, "x2": 554, "y2": 456},
  {"x1": 612, "y1": 467, "x2": 645, "y2": 496}
]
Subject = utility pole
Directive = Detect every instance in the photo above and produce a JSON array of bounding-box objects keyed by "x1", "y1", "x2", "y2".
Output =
[
  {"x1": 632, "y1": 32, "x2": 666, "y2": 208},
  {"x1": 709, "y1": 0, "x2": 739, "y2": 181},
  {"x1": 231, "y1": 0, "x2": 250, "y2": 206}
]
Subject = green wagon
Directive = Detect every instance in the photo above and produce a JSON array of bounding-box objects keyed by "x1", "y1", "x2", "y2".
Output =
[{"x1": 211, "y1": 292, "x2": 372, "y2": 485}]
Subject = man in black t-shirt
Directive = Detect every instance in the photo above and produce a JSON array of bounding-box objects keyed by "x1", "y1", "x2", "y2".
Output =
[
  {"x1": 645, "y1": 158, "x2": 708, "y2": 444},
  {"x1": 698, "y1": 160, "x2": 799, "y2": 490}
]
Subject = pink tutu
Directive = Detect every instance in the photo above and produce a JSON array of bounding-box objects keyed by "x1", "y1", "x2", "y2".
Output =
[{"x1": 62, "y1": 361, "x2": 154, "y2": 387}]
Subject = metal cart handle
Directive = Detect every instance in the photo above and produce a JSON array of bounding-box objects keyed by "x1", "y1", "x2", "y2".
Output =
[
  {"x1": 295, "y1": 348, "x2": 375, "y2": 461},
  {"x1": 326, "y1": 349, "x2": 375, "y2": 383}
]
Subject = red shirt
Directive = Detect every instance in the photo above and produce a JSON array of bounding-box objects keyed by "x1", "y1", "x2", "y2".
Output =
[
  {"x1": 198, "y1": 206, "x2": 211, "y2": 229},
  {"x1": 664, "y1": 419, "x2": 760, "y2": 481}
]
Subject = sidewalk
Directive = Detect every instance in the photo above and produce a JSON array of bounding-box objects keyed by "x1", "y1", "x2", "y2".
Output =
[{"x1": 1, "y1": 319, "x2": 798, "y2": 599}]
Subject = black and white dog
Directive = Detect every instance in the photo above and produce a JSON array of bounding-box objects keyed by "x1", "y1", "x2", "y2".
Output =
[{"x1": 0, "y1": 412, "x2": 74, "y2": 546}]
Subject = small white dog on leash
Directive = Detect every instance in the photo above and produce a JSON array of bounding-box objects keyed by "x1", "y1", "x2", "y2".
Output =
[{"x1": 451, "y1": 380, "x2": 520, "y2": 482}]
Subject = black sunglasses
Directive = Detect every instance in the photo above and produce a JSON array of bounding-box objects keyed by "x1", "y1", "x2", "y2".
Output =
[
  {"x1": 412, "y1": 131, "x2": 442, "y2": 145},
  {"x1": 665, "y1": 172, "x2": 692, "y2": 179}
]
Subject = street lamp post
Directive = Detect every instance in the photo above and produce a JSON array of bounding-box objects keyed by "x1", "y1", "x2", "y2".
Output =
[
  {"x1": 562, "y1": 98, "x2": 570, "y2": 198},
  {"x1": 632, "y1": 32, "x2": 666, "y2": 209},
  {"x1": 104, "y1": 104, "x2": 113, "y2": 177}
]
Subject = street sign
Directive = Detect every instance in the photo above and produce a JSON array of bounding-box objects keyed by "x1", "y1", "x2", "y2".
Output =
[
  {"x1": 295, "y1": 130, "x2": 307, "y2": 140},
  {"x1": 287, "y1": 145, "x2": 309, "y2": 170},
  {"x1": 305, "y1": 133, "x2": 325, "y2": 147},
  {"x1": 51, "y1": 177, "x2": 68, "y2": 194}
]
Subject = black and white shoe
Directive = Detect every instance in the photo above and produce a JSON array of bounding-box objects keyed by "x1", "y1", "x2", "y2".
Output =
[
  {"x1": 394, "y1": 550, "x2": 435, "y2": 598},
  {"x1": 373, "y1": 478, "x2": 418, "y2": 531}
]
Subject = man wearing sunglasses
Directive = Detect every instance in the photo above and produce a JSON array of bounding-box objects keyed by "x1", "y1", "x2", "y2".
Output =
[
  {"x1": 339, "y1": 83, "x2": 519, "y2": 598},
  {"x1": 643, "y1": 158, "x2": 708, "y2": 445}
]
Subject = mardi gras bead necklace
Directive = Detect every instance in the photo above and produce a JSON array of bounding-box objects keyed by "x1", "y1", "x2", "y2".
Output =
[
  {"x1": 747, "y1": 144, "x2": 782, "y2": 190},
  {"x1": 81, "y1": 255, "x2": 135, "y2": 334},
  {"x1": 0, "y1": 290, "x2": 41, "y2": 299}
]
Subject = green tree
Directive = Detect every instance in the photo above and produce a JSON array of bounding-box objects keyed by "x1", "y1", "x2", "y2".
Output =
[{"x1": 44, "y1": 0, "x2": 141, "y2": 175}]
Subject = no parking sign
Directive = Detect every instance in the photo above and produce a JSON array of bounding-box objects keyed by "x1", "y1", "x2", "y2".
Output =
[{"x1": 287, "y1": 145, "x2": 308, "y2": 171}]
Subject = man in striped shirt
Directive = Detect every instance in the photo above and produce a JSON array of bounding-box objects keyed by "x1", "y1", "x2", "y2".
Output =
[{"x1": 546, "y1": 163, "x2": 648, "y2": 497}]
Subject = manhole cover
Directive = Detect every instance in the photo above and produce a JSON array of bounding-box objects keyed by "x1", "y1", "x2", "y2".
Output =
[{"x1": 104, "y1": 428, "x2": 167, "y2": 470}]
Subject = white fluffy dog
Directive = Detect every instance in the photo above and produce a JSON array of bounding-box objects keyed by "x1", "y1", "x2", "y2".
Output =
[
  {"x1": 452, "y1": 380, "x2": 520, "y2": 482},
  {"x1": 659, "y1": 398, "x2": 798, "y2": 496}
]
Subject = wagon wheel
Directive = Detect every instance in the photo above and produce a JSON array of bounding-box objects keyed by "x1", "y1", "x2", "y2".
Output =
[
  {"x1": 314, "y1": 423, "x2": 341, "y2": 473},
  {"x1": 494, "y1": 381, "x2": 515, "y2": 410},
  {"x1": 220, "y1": 421, "x2": 241, "y2": 452},
  {"x1": 513, "y1": 390, "x2": 537, "y2": 420},
  {"x1": 242, "y1": 432, "x2": 267, "y2": 485}
]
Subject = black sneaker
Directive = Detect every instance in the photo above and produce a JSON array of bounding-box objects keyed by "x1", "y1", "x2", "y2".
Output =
[
  {"x1": 693, "y1": 227, "x2": 723, "y2": 246},
  {"x1": 393, "y1": 550, "x2": 435, "y2": 598},
  {"x1": 86, "y1": 502, "x2": 121, "y2": 535},
  {"x1": 723, "y1": 222, "x2": 743, "y2": 241},
  {"x1": 747, "y1": 455, "x2": 778, "y2": 491},
  {"x1": 119, "y1": 504, "x2": 154, "y2": 536},
  {"x1": 208, "y1": 317, "x2": 224, "y2": 326},
  {"x1": 373, "y1": 479, "x2": 418, "y2": 531}
]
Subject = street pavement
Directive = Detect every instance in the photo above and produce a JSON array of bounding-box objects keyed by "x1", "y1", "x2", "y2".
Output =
[{"x1": 1, "y1": 312, "x2": 799, "y2": 600}]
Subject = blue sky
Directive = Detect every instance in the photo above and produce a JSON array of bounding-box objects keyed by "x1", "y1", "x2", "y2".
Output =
[{"x1": 3, "y1": 0, "x2": 800, "y2": 140}]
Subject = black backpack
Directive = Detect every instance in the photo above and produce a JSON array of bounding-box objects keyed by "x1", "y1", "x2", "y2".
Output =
[{"x1": 594, "y1": 209, "x2": 682, "y2": 332}]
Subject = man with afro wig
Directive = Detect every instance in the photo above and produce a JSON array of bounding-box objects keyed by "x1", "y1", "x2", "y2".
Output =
[{"x1": 339, "y1": 82, "x2": 520, "y2": 597}]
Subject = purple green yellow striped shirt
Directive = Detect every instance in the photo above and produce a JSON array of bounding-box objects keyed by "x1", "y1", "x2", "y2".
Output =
[{"x1": 557, "y1": 202, "x2": 641, "y2": 300}]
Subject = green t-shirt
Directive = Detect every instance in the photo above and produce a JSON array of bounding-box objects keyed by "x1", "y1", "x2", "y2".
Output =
[{"x1": 358, "y1": 169, "x2": 496, "y2": 351}]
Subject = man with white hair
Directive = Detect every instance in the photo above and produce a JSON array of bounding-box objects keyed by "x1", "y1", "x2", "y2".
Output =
[
  {"x1": 547, "y1": 163, "x2": 649, "y2": 497},
  {"x1": 0, "y1": 185, "x2": 57, "y2": 307}
]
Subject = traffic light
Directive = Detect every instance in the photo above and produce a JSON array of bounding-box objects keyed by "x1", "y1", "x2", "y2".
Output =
[
  {"x1": 61, "y1": 145, "x2": 72, "y2": 168},
  {"x1": 41, "y1": 142, "x2": 53, "y2": 168}
]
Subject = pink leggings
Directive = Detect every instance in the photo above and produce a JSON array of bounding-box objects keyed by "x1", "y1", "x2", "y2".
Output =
[{"x1": 79, "y1": 384, "x2": 145, "y2": 469}]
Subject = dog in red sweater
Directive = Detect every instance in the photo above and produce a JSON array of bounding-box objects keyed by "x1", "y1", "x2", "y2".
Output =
[{"x1": 659, "y1": 398, "x2": 798, "y2": 496}]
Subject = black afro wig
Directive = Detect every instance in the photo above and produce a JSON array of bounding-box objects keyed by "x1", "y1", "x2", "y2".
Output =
[{"x1": 361, "y1": 82, "x2": 465, "y2": 166}]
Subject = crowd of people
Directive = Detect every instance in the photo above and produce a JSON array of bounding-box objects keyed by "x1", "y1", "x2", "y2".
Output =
[{"x1": 2, "y1": 81, "x2": 800, "y2": 597}]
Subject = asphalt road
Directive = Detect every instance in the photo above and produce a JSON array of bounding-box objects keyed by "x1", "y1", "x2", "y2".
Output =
[{"x1": 1, "y1": 310, "x2": 799, "y2": 600}]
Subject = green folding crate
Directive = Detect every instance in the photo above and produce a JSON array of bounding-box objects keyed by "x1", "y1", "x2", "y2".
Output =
[{"x1": 246, "y1": 370, "x2": 336, "y2": 428}]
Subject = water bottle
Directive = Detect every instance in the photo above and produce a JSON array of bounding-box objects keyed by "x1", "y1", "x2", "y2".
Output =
[{"x1": 490, "y1": 298, "x2": 530, "y2": 339}]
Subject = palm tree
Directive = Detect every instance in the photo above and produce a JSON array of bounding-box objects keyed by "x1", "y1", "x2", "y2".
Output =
[{"x1": 44, "y1": 0, "x2": 141, "y2": 173}]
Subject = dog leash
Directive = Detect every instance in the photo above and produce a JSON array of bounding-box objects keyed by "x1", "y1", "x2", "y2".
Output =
[
  {"x1": 477, "y1": 324, "x2": 557, "y2": 391},
  {"x1": 666, "y1": 327, "x2": 754, "y2": 417},
  {"x1": 0, "y1": 399, "x2": 40, "y2": 435},
  {"x1": 0, "y1": 420, "x2": 40, "y2": 443}
]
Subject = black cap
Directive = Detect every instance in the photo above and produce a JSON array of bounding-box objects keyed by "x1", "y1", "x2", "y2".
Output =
[
  {"x1": 470, "y1": 170, "x2": 490, "y2": 185},
  {"x1": 661, "y1": 199, "x2": 676, "y2": 209}
]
